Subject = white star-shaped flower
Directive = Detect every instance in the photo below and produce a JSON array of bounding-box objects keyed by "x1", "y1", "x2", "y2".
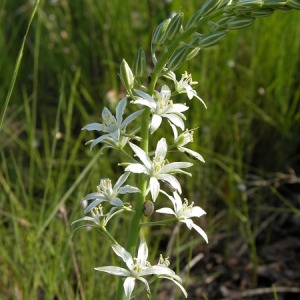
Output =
[
  {"x1": 71, "y1": 204, "x2": 129, "y2": 229},
  {"x1": 82, "y1": 172, "x2": 140, "y2": 213},
  {"x1": 165, "y1": 71, "x2": 207, "y2": 108},
  {"x1": 132, "y1": 85, "x2": 189, "y2": 134},
  {"x1": 125, "y1": 138, "x2": 192, "y2": 201},
  {"x1": 83, "y1": 97, "x2": 143, "y2": 150},
  {"x1": 156, "y1": 191, "x2": 208, "y2": 243},
  {"x1": 95, "y1": 238, "x2": 187, "y2": 299},
  {"x1": 170, "y1": 122, "x2": 205, "y2": 163}
]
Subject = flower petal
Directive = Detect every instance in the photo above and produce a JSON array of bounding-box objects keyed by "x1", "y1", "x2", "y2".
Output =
[
  {"x1": 82, "y1": 123, "x2": 103, "y2": 131},
  {"x1": 125, "y1": 163, "x2": 149, "y2": 174},
  {"x1": 124, "y1": 277, "x2": 135, "y2": 300},
  {"x1": 156, "y1": 207, "x2": 175, "y2": 215},
  {"x1": 137, "y1": 237, "x2": 148, "y2": 261},
  {"x1": 111, "y1": 244, "x2": 133, "y2": 266},
  {"x1": 191, "y1": 223, "x2": 208, "y2": 243},
  {"x1": 149, "y1": 177, "x2": 160, "y2": 201},
  {"x1": 116, "y1": 97, "x2": 127, "y2": 127},
  {"x1": 94, "y1": 266, "x2": 131, "y2": 277},
  {"x1": 129, "y1": 142, "x2": 152, "y2": 170},
  {"x1": 150, "y1": 114, "x2": 162, "y2": 134}
]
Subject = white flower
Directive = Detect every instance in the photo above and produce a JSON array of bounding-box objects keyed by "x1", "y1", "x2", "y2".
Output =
[
  {"x1": 82, "y1": 172, "x2": 140, "y2": 213},
  {"x1": 132, "y1": 85, "x2": 189, "y2": 134},
  {"x1": 165, "y1": 71, "x2": 207, "y2": 108},
  {"x1": 71, "y1": 205, "x2": 129, "y2": 228},
  {"x1": 125, "y1": 138, "x2": 193, "y2": 201},
  {"x1": 156, "y1": 191, "x2": 208, "y2": 243},
  {"x1": 170, "y1": 122, "x2": 205, "y2": 163},
  {"x1": 95, "y1": 238, "x2": 187, "y2": 299},
  {"x1": 82, "y1": 97, "x2": 143, "y2": 149}
]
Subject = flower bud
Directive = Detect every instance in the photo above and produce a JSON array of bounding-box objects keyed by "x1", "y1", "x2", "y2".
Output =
[
  {"x1": 198, "y1": 31, "x2": 228, "y2": 48},
  {"x1": 132, "y1": 47, "x2": 146, "y2": 78},
  {"x1": 120, "y1": 59, "x2": 134, "y2": 92},
  {"x1": 167, "y1": 44, "x2": 190, "y2": 71},
  {"x1": 226, "y1": 16, "x2": 255, "y2": 30},
  {"x1": 235, "y1": 0, "x2": 263, "y2": 11},
  {"x1": 286, "y1": 0, "x2": 300, "y2": 9},
  {"x1": 263, "y1": 0, "x2": 286, "y2": 8},
  {"x1": 186, "y1": 0, "x2": 222, "y2": 28},
  {"x1": 151, "y1": 18, "x2": 171, "y2": 46},
  {"x1": 186, "y1": 46, "x2": 201, "y2": 60},
  {"x1": 249, "y1": 8, "x2": 274, "y2": 17},
  {"x1": 165, "y1": 12, "x2": 184, "y2": 41}
]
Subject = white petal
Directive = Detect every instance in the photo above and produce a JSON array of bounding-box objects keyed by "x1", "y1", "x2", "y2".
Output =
[
  {"x1": 181, "y1": 147, "x2": 205, "y2": 163},
  {"x1": 111, "y1": 244, "x2": 133, "y2": 266},
  {"x1": 160, "y1": 85, "x2": 171, "y2": 98},
  {"x1": 173, "y1": 192, "x2": 183, "y2": 211},
  {"x1": 161, "y1": 162, "x2": 193, "y2": 173},
  {"x1": 134, "y1": 89, "x2": 155, "y2": 103},
  {"x1": 129, "y1": 142, "x2": 152, "y2": 170},
  {"x1": 188, "y1": 206, "x2": 206, "y2": 218},
  {"x1": 110, "y1": 198, "x2": 124, "y2": 206},
  {"x1": 137, "y1": 237, "x2": 148, "y2": 261},
  {"x1": 94, "y1": 266, "x2": 131, "y2": 277},
  {"x1": 150, "y1": 114, "x2": 162, "y2": 134},
  {"x1": 125, "y1": 163, "x2": 149, "y2": 174},
  {"x1": 133, "y1": 98, "x2": 156, "y2": 110},
  {"x1": 159, "y1": 276, "x2": 188, "y2": 298},
  {"x1": 116, "y1": 97, "x2": 127, "y2": 126},
  {"x1": 191, "y1": 223, "x2": 208, "y2": 243},
  {"x1": 119, "y1": 185, "x2": 140, "y2": 194},
  {"x1": 169, "y1": 122, "x2": 178, "y2": 139},
  {"x1": 122, "y1": 109, "x2": 144, "y2": 129},
  {"x1": 141, "y1": 265, "x2": 175, "y2": 277},
  {"x1": 156, "y1": 207, "x2": 175, "y2": 215},
  {"x1": 155, "y1": 138, "x2": 167, "y2": 160},
  {"x1": 149, "y1": 177, "x2": 160, "y2": 201},
  {"x1": 157, "y1": 174, "x2": 182, "y2": 194},
  {"x1": 82, "y1": 123, "x2": 103, "y2": 131},
  {"x1": 124, "y1": 277, "x2": 135, "y2": 300},
  {"x1": 164, "y1": 114, "x2": 185, "y2": 130},
  {"x1": 114, "y1": 172, "x2": 130, "y2": 192}
]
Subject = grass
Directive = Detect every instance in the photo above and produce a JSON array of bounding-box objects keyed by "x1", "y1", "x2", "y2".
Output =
[{"x1": 0, "y1": 0, "x2": 300, "y2": 299}]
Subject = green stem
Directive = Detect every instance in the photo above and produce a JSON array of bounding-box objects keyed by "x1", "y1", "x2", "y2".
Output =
[{"x1": 141, "y1": 218, "x2": 178, "y2": 227}]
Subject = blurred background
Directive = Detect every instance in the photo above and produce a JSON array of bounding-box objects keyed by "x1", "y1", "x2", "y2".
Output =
[{"x1": 1, "y1": 0, "x2": 300, "y2": 299}]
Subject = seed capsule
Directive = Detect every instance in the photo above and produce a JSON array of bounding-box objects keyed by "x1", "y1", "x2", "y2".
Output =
[
  {"x1": 143, "y1": 200, "x2": 154, "y2": 217},
  {"x1": 163, "y1": 180, "x2": 177, "y2": 192}
]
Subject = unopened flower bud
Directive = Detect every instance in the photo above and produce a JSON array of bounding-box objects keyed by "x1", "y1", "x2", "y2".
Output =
[
  {"x1": 120, "y1": 59, "x2": 134, "y2": 92},
  {"x1": 165, "y1": 12, "x2": 184, "y2": 41},
  {"x1": 151, "y1": 18, "x2": 171, "y2": 46},
  {"x1": 198, "y1": 30, "x2": 228, "y2": 48},
  {"x1": 167, "y1": 44, "x2": 190, "y2": 71},
  {"x1": 186, "y1": 46, "x2": 201, "y2": 60},
  {"x1": 286, "y1": 0, "x2": 300, "y2": 9},
  {"x1": 249, "y1": 8, "x2": 274, "y2": 17},
  {"x1": 187, "y1": 0, "x2": 222, "y2": 29},
  {"x1": 226, "y1": 16, "x2": 255, "y2": 30},
  {"x1": 263, "y1": 0, "x2": 286, "y2": 8},
  {"x1": 235, "y1": 0, "x2": 263, "y2": 11},
  {"x1": 132, "y1": 47, "x2": 146, "y2": 78}
]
